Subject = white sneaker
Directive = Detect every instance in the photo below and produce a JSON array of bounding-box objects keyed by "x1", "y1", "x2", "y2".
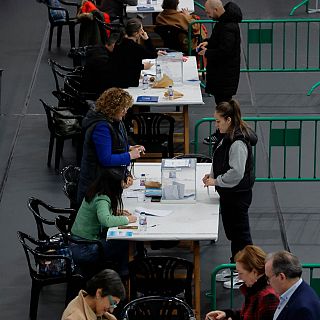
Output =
[
  {"x1": 223, "y1": 275, "x2": 244, "y2": 289},
  {"x1": 216, "y1": 269, "x2": 238, "y2": 282}
]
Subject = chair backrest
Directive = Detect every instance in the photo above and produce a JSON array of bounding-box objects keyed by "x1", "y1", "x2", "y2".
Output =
[
  {"x1": 173, "y1": 153, "x2": 212, "y2": 163},
  {"x1": 45, "y1": 0, "x2": 68, "y2": 23},
  {"x1": 27, "y1": 197, "x2": 76, "y2": 242},
  {"x1": 154, "y1": 25, "x2": 189, "y2": 53},
  {"x1": 125, "y1": 113, "x2": 175, "y2": 158},
  {"x1": 120, "y1": 296, "x2": 196, "y2": 320},
  {"x1": 128, "y1": 256, "x2": 194, "y2": 306},
  {"x1": 61, "y1": 165, "x2": 81, "y2": 184}
]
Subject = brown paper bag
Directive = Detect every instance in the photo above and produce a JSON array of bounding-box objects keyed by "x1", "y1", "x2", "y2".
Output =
[
  {"x1": 151, "y1": 74, "x2": 173, "y2": 88},
  {"x1": 164, "y1": 90, "x2": 184, "y2": 99}
]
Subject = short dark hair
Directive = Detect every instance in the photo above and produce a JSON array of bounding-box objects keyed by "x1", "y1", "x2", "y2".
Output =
[
  {"x1": 125, "y1": 18, "x2": 142, "y2": 37},
  {"x1": 162, "y1": 0, "x2": 179, "y2": 10},
  {"x1": 86, "y1": 269, "x2": 126, "y2": 299},
  {"x1": 266, "y1": 250, "x2": 302, "y2": 279}
]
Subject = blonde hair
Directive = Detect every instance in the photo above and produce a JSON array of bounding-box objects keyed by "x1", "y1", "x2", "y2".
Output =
[
  {"x1": 235, "y1": 245, "x2": 267, "y2": 276},
  {"x1": 96, "y1": 87, "x2": 133, "y2": 120}
]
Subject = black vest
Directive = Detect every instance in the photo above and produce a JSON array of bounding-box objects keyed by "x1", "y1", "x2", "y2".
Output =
[
  {"x1": 212, "y1": 129, "x2": 255, "y2": 193},
  {"x1": 77, "y1": 111, "x2": 128, "y2": 203}
]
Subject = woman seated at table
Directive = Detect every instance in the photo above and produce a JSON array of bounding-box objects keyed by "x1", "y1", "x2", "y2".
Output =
[
  {"x1": 109, "y1": 18, "x2": 165, "y2": 88},
  {"x1": 71, "y1": 169, "x2": 137, "y2": 277},
  {"x1": 206, "y1": 245, "x2": 279, "y2": 320},
  {"x1": 156, "y1": 0, "x2": 205, "y2": 52}
]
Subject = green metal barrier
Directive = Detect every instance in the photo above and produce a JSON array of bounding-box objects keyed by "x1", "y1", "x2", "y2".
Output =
[
  {"x1": 188, "y1": 18, "x2": 320, "y2": 94},
  {"x1": 289, "y1": 0, "x2": 309, "y2": 16},
  {"x1": 209, "y1": 263, "x2": 320, "y2": 310},
  {"x1": 194, "y1": 116, "x2": 320, "y2": 182}
]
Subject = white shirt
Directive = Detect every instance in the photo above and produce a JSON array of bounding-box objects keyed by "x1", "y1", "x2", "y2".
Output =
[{"x1": 273, "y1": 278, "x2": 303, "y2": 320}]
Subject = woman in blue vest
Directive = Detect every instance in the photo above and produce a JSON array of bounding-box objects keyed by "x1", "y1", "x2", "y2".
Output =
[
  {"x1": 203, "y1": 99, "x2": 257, "y2": 267},
  {"x1": 77, "y1": 87, "x2": 144, "y2": 205}
]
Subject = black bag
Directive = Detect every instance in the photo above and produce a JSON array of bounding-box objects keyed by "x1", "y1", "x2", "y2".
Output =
[
  {"x1": 54, "y1": 110, "x2": 81, "y2": 135},
  {"x1": 36, "y1": 244, "x2": 74, "y2": 276}
]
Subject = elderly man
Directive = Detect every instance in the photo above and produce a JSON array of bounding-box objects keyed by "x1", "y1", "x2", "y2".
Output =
[
  {"x1": 197, "y1": 0, "x2": 242, "y2": 144},
  {"x1": 265, "y1": 250, "x2": 320, "y2": 320}
]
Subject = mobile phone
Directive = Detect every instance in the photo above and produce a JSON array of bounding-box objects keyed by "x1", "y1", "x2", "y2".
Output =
[{"x1": 151, "y1": 196, "x2": 161, "y2": 202}]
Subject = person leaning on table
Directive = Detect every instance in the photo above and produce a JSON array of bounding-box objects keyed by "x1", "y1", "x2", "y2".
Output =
[
  {"x1": 109, "y1": 18, "x2": 166, "y2": 88},
  {"x1": 202, "y1": 100, "x2": 257, "y2": 264},
  {"x1": 77, "y1": 88, "x2": 145, "y2": 206},
  {"x1": 265, "y1": 250, "x2": 320, "y2": 320},
  {"x1": 62, "y1": 269, "x2": 125, "y2": 320},
  {"x1": 206, "y1": 245, "x2": 279, "y2": 320}
]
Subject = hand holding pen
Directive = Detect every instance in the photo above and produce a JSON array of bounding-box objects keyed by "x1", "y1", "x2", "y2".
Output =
[{"x1": 202, "y1": 174, "x2": 215, "y2": 189}]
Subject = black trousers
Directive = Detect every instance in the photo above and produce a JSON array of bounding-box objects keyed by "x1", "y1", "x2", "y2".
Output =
[{"x1": 218, "y1": 189, "x2": 253, "y2": 262}]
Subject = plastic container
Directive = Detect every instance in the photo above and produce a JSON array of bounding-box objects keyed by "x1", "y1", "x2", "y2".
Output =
[
  {"x1": 168, "y1": 85, "x2": 174, "y2": 100},
  {"x1": 156, "y1": 64, "x2": 162, "y2": 81},
  {"x1": 140, "y1": 173, "x2": 146, "y2": 186},
  {"x1": 139, "y1": 213, "x2": 147, "y2": 231},
  {"x1": 142, "y1": 74, "x2": 148, "y2": 89}
]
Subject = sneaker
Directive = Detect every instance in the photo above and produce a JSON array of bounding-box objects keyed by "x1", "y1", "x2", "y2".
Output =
[
  {"x1": 216, "y1": 269, "x2": 238, "y2": 282},
  {"x1": 203, "y1": 134, "x2": 218, "y2": 145},
  {"x1": 223, "y1": 275, "x2": 244, "y2": 289}
]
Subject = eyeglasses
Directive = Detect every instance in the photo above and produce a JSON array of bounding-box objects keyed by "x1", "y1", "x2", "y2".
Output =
[{"x1": 108, "y1": 295, "x2": 118, "y2": 310}]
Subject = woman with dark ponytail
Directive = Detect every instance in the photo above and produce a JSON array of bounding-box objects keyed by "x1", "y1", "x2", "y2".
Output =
[
  {"x1": 203, "y1": 99, "x2": 258, "y2": 287},
  {"x1": 110, "y1": 18, "x2": 166, "y2": 88}
]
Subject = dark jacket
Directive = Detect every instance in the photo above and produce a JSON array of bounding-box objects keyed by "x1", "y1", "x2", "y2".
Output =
[
  {"x1": 205, "y1": 2, "x2": 242, "y2": 96},
  {"x1": 82, "y1": 45, "x2": 112, "y2": 96},
  {"x1": 224, "y1": 275, "x2": 279, "y2": 320},
  {"x1": 211, "y1": 127, "x2": 257, "y2": 193},
  {"x1": 109, "y1": 37, "x2": 157, "y2": 88},
  {"x1": 77, "y1": 108, "x2": 128, "y2": 204},
  {"x1": 276, "y1": 280, "x2": 320, "y2": 320}
]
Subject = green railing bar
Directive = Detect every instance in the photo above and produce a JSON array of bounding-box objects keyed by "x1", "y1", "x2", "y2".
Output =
[
  {"x1": 314, "y1": 120, "x2": 318, "y2": 178},
  {"x1": 269, "y1": 121, "x2": 272, "y2": 178},
  {"x1": 298, "y1": 121, "x2": 302, "y2": 179},
  {"x1": 283, "y1": 121, "x2": 288, "y2": 179},
  {"x1": 289, "y1": 0, "x2": 309, "y2": 16},
  {"x1": 307, "y1": 22, "x2": 310, "y2": 69},
  {"x1": 194, "y1": 1, "x2": 205, "y2": 10},
  {"x1": 283, "y1": 22, "x2": 286, "y2": 69},
  {"x1": 271, "y1": 22, "x2": 274, "y2": 69},
  {"x1": 256, "y1": 177, "x2": 320, "y2": 182}
]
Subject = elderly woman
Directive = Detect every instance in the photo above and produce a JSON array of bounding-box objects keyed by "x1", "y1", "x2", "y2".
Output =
[
  {"x1": 62, "y1": 269, "x2": 125, "y2": 320},
  {"x1": 206, "y1": 245, "x2": 279, "y2": 320},
  {"x1": 77, "y1": 87, "x2": 144, "y2": 205}
]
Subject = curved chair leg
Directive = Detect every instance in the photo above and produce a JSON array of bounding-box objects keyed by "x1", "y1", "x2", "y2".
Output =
[
  {"x1": 57, "y1": 25, "x2": 63, "y2": 48},
  {"x1": 55, "y1": 138, "x2": 64, "y2": 171},
  {"x1": 68, "y1": 24, "x2": 76, "y2": 48},
  {"x1": 49, "y1": 25, "x2": 54, "y2": 51},
  {"x1": 47, "y1": 134, "x2": 55, "y2": 167},
  {"x1": 29, "y1": 282, "x2": 41, "y2": 320}
]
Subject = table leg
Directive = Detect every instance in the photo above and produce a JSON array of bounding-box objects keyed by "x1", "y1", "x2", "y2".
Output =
[
  {"x1": 193, "y1": 240, "x2": 201, "y2": 320},
  {"x1": 183, "y1": 105, "x2": 189, "y2": 153}
]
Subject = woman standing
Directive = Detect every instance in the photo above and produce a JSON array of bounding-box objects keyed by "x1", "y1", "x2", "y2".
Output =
[
  {"x1": 203, "y1": 100, "x2": 257, "y2": 272},
  {"x1": 206, "y1": 245, "x2": 279, "y2": 320},
  {"x1": 62, "y1": 269, "x2": 125, "y2": 320},
  {"x1": 77, "y1": 87, "x2": 144, "y2": 205}
]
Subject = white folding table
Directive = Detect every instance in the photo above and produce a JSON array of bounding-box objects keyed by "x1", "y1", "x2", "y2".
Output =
[
  {"x1": 126, "y1": 0, "x2": 194, "y2": 14},
  {"x1": 126, "y1": 56, "x2": 203, "y2": 153},
  {"x1": 107, "y1": 162, "x2": 219, "y2": 320}
]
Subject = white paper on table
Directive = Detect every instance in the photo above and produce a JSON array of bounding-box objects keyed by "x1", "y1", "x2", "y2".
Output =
[
  {"x1": 135, "y1": 207, "x2": 173, "y2": 217},
  {"x1": 123, "y1": 191, "x2": 141, "y2": 198}
]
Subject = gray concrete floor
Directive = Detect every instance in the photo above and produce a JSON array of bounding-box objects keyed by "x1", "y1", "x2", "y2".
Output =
[{"x1": 0, "y1": 0, "x2": 320, "y2": 319}]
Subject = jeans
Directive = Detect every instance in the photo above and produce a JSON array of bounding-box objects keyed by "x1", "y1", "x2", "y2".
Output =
[{"x1": 70, "y1": 235, "x2": 129, "y2": 276}]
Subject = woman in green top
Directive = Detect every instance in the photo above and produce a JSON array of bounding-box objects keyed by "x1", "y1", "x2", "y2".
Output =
[{"x1": 71, "y1": 169, "x2": 137, "y2": 277}]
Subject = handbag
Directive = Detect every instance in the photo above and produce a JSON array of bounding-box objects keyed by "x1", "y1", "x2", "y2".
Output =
[{"x1": 54, "y1": 110, "x2": 81, "y2": 135}]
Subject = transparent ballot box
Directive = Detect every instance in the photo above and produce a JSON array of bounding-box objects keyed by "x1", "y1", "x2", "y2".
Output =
[
  {"x1": 161, "y1": 158, "x2": 196, "y2": 203},
  {"x1": 156, "y1": 52, "x2": 183, "y2": 84}
]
